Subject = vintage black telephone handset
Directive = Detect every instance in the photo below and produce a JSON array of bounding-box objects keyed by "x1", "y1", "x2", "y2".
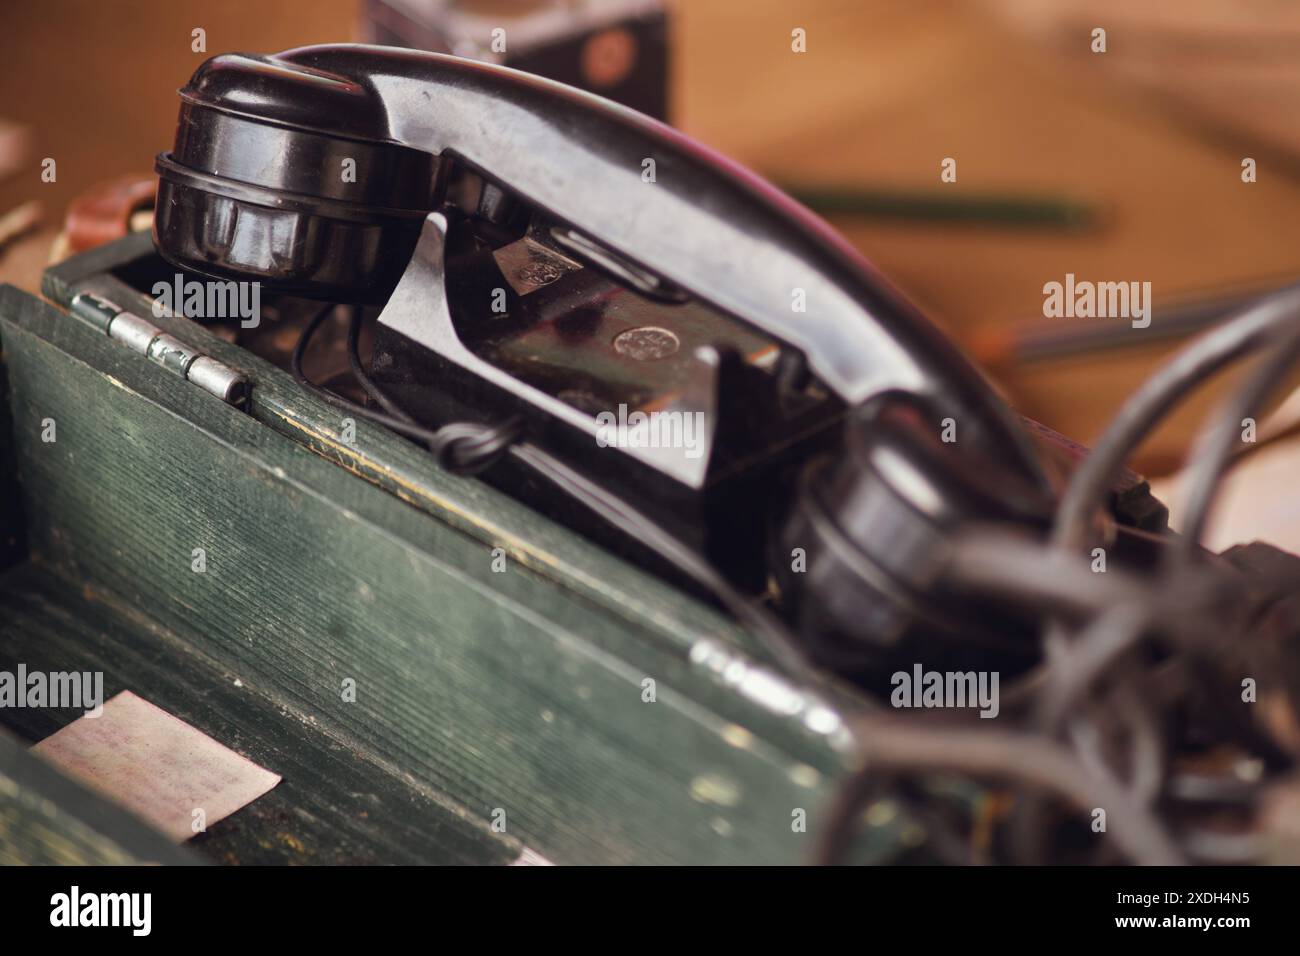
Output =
[{"x1": 153, "y1": 44, "x2": 1062, "y2": 682}]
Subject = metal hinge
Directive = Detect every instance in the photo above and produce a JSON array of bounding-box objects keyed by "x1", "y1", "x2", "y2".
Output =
[{"x1": 68, "y1": 292, "x2": 250, "y2": 408}]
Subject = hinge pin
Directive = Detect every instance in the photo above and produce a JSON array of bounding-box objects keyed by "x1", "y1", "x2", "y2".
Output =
[{"x1": 69, "y1": 291, "x2": 250, "y2": 408}]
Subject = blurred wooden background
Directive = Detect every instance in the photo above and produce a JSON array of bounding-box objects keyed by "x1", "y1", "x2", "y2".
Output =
[{"x1": 2, "y1": 0, "x2": 1299, "y2": 548}]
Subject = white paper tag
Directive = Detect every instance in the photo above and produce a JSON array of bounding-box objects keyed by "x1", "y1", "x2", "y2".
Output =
[{"x1": 33, "y1": 690, "x2": 281, "y2": 842}]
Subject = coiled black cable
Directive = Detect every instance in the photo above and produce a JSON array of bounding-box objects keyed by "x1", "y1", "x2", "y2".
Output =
[{"x1": 291, "y1": 304, "x2": 523, "y2": 476}]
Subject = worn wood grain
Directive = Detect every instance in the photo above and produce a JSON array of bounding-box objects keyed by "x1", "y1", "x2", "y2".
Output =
[
  {"x1": 0, "y1": 563, "x2": 520, "y2": 865},
  {"x1": 2, "y1": 275, "x2": 872, "y2": 864}
]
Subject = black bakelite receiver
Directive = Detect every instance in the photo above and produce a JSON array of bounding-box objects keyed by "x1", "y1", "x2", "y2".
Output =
[{"x1": 154, "y1": 44, "x2": 1055, "y2": 673}]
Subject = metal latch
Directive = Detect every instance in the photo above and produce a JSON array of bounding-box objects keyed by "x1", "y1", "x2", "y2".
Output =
[{"x1": 68, "y1": 292, "x2": 250, "y2": 408}]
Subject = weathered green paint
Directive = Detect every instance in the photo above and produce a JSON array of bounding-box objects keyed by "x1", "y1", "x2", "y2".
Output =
[
  {"x1": 0, "y1": 563, "x2": 517, "y2": 865},
  {"x1": 0, "y1": 239, "x2": 883, "y2": 864},
  {"x1": 0, "y1": 358, "x2": 24, "y2": 571}
]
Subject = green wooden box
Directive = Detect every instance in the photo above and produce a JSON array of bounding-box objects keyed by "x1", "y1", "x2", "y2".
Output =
[{"x1": 0, "y1": 235, "x2": 895, "y2": 865}]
